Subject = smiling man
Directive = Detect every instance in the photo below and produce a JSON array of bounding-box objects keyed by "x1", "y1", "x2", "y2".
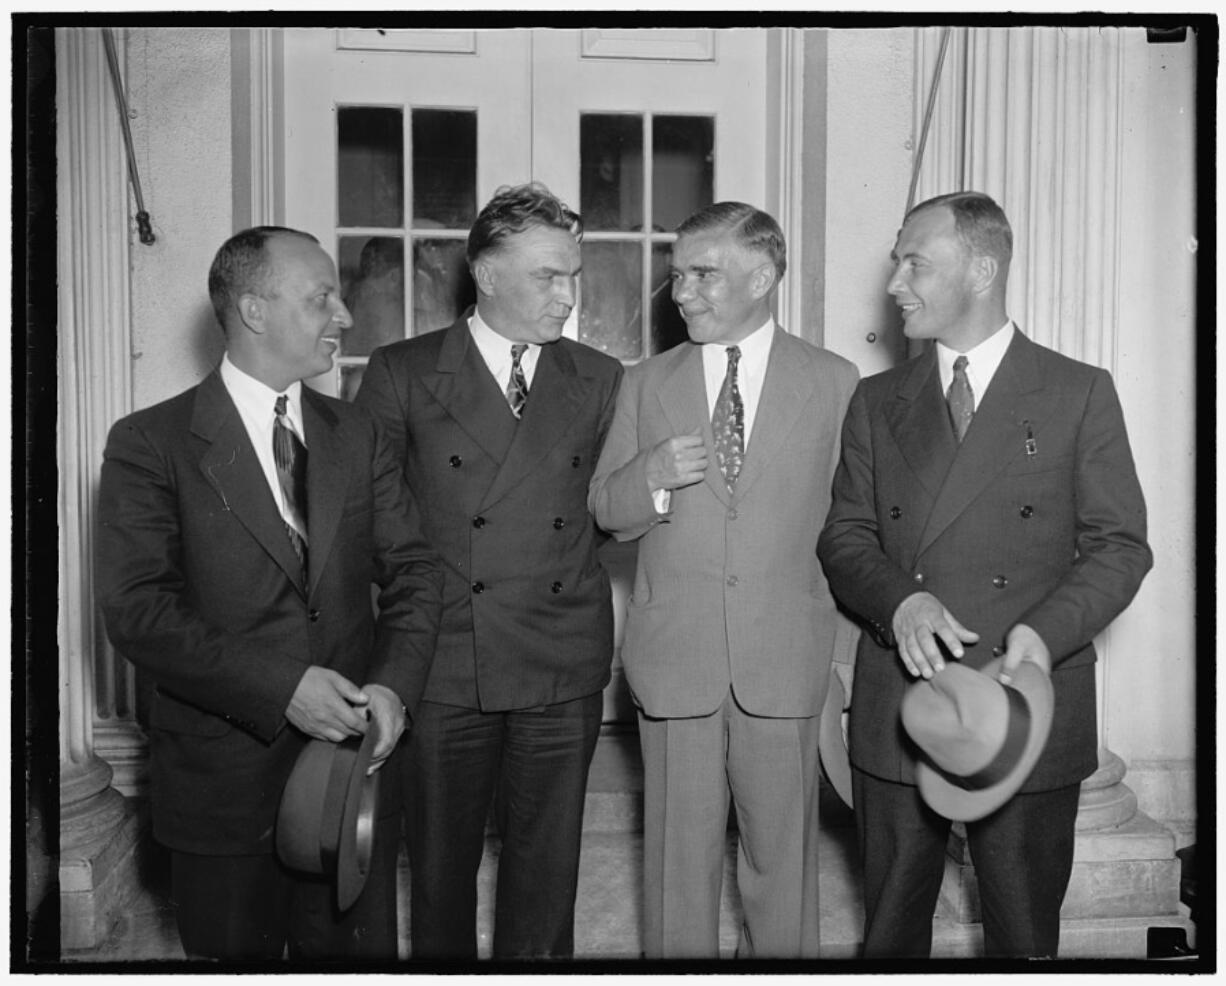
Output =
[
  {"x1": 356, "y1": 184, "x2": 623, "y2": 960},
  {"x1": 97, "y1": 226, "x2": 443, "y2": 961},
  {"x1": 589, "y1": 202, "x2": 858, "y2": 958},
  {"x1": 817, "y1": 192, "x2": 1152, "y2": 958}
]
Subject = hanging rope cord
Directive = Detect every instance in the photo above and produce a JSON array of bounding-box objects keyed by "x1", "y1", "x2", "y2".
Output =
[
  {"x1": 102, "y1": 28, "x2": 156, "y2": 245},
  {"x1": 904, "y1": 27, "x2": 953, "y2": 218}
]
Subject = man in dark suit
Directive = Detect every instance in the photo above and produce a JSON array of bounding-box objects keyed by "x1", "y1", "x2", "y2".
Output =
[
  {"x1": 589, "y1": 203, "x2": 859, "y2": 958},
  {"x1": 817, "y1": 192, "x2": 1152, "y2": 958},
  {"x1": 355, "y1": 183, "x2": 624, "y2": 960},
  {"x1": 97, "y1": 226, "x2": 443, "y2": 961}
]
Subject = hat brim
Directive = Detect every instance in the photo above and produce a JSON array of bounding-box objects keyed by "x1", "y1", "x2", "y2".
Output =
[
  {"x1": 276, "y1": 720, "x2": 382, "y2": 911},
  {"x1": 819, "y1": 671, "x2": 854, "y2": 809},
  {"x1": 914, "y1": 657, "x2": 1054, "y2": 822}
]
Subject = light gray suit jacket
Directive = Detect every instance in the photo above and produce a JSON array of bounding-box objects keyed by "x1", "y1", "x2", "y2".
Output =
[{"x1": 589, "y1": 328, "x2": 859, "y2": 719}]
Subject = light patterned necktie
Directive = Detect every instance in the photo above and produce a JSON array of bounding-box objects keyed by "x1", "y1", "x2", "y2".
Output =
[
  {"x1": 273, "y1": 395, "x2": 309, "y2": 585},
  {"x1": 947, "y1": 354, "x2": 975, "y2": 442},
  {"x1": 506, "y1": 344, "x2": 529, "y2": 419},
  {"x1": 712, "y1": 345, "x2": 745, "y2": 491}
]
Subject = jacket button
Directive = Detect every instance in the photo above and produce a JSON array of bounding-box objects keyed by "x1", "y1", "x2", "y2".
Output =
[
  {"x1": 993, "y1": 646, "x2": 1005, "y2": 656},
  {"x1": 449, "y1": 455, "x2": 463, "y2": 468},
  {"x1": 553, "y1": 517, "x2": 565, "y2": 530},
  {"x1": 1020, "y1": 505, "x2": 1034, "y2": 518},
  {"x1": 308, "y1": 609, "x2": 320, "y2": 622},
  {"x1": 993, "y1": 575, "x2": 1008, "y2": 589},
  {"x1": 913, "y1": 572, "x2": 924, "y2": 584},
  {"x1": 571, "y1": 456, "x2": 582, "y2": 468},
  {"x1": 726, "y1": 575, "x2": 739, "y2": 587},
  {"x1": 890, "y1": 506, "x2": 902, "y2": 519},
  {"x1": 551, "y1": 581, "x2": 563, "y2": 593},
  {"x1": 728, "y1": 508, "x2": 738, "y2": 520},
  {"x1": 472, "y1": 581, "x2": 485, "y2": 594},
  {"x1": 472, "y1": 516, "x2": 486, "y2": 529}
]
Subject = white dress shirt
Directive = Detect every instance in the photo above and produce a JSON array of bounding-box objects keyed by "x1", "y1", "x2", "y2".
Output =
[
  {"x1": 469, "y1": 308, "x2": 541, "y2": 392},
  {"x1": 219, "y1": 353, "x2": 307, "y2": 534},
  {"x1": 936, "y1": 320, "x2": 1014, "y2": 403},
  {"x1": 653, "y1": 318, "x2": 776, "y2": 513}
]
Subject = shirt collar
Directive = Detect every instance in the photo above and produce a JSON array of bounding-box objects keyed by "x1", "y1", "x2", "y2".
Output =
[
  {"x1": 469, "y1": 308, "x2": 539, "y2": 375},
  {"x1": 220, "y1": 352, "x2": 304, "y2": 428},
  {"x1": 936, "y1": 320, "x2": 1014, "y2": 382},
  {"x1": 706, "y1": 316, "x2": 775, "y2": 362}
]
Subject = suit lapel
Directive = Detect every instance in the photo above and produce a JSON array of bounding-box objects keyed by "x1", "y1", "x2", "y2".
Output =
[
  {"x1": 655, "y1": 343, "x2": 728, "y2": 504},
  {"x1": 192, "y1": 372, "x2": 306, "y2": 596},
  {"x1": 421, "y1": 316, "x2": 518, "y2": 465},
  {"x1": 302, "y1": 389, "x2": 349, "y2": 598},
  {"x1": 480, "y1": 340, "x2": 591, "y2": 509},
  {"x1": 884, "y1": 349, "x2": 958, "y2": 501},
  {"x1": 916, "y1": 331, "x2": 1047, "y2": 556},
  {"x1": 732, "y1": 329, "x2": 811, "y2": 501}
]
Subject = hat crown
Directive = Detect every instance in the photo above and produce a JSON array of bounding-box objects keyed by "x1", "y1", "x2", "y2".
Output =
[{"x1": 901, "y1": 664, "x2": 1011, "y2": 775}]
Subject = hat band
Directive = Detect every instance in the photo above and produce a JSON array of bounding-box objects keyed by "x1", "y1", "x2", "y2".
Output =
[{"x1": 948, "y1": 685, "x2": 1031, "y2": 791}]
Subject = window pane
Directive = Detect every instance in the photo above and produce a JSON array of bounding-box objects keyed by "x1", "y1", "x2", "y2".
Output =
[
  {"x1": 340, "y1": 235, "x2": 405, "y2": 356},
  {"x1": 338, "y1": 107, "x2": 404, "y2": 228},
  {"x1": 412, "y1": 109, "x2": 477, "y2": 228},
  {"x1": 579, "y1": 241, "x2": 642, "y2": 360},
  {"x1": 413, "y1": 239, "x2": 475, "y2": 335},
  {"x1": 652, "y1": 115, "x2": 714, "y2": 232},
  {"x1": 650, "y1": 243, "x2": 689, "y2": 354},
  {"x1": 580, "y1": 114, "x2": 643, "y2": 232}
]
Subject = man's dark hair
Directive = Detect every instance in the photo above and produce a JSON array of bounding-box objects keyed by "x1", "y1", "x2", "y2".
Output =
[
  {"x1": 207, "y1": 226, "x2": 319, "y2": 330},
  {"x1": 466, "y1": 183, "x2": 582, "y2": 266},
  {"x1": 906, "y1": 191, "x2": 1013, "y2": 267},
  {"x1": 675, "y1": 201, "x2": 787, "y2": 280}
]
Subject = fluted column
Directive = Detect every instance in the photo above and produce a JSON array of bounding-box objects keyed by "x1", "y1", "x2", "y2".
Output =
[
  {"x1": 57, "y1": 26, "x2": 143, "y2": 948},
  {"x1": 912, "y1": 25, "x2": 1134, "y2": 828}
]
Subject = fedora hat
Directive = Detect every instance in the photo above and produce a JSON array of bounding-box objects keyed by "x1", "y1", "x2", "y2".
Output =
[
  {"x1": 276, "y1": 719, "x2": 382, "y2": 910},
  {"x1": 902, "y1": 657, "x2": 1053, "y2": 822},
  {"x1": 819, "y1": 669, "x2": 854, "y2": 809}
]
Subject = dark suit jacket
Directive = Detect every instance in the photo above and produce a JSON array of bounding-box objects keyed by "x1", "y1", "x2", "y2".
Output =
[
  {"x1": 97, "y1": 370, "x2": 443, "y2": 854},
  {"x1": 818, "y1": 330, "x2": 1151, "y2": 792},
  {"x1": 355, "y1": 313, "x2": 624, "y2": 711}
]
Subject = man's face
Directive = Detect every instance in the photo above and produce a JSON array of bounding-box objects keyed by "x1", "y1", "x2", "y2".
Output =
[
  {"x1": 259, "y1": 235, "x2": 352, "y2": 385},
  {"x1": 669, "y1": 230, "x2": 772, "y2": 345},
  {"x1": 477, "y1": 225, "x2": 581, "y2": 345},
  {"x1": 887, "y1": 206, "x2": 978, "y2": 348}
]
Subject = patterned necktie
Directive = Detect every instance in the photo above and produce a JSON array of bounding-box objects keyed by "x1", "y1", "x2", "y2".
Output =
[
  {"x1": 947, "y1": 354, "x2": 975, "y2": 442},
  {"x1": 712, "y1": 345, "x2": 745, "y2": 491},
  {"x1": 273, "y1": 395, "x2": 309, "y2": 585},
  {"x1": 506, "y1": 344, "x2": 529, "y2": 419}
]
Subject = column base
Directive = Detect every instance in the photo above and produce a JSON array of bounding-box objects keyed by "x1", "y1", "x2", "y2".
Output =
[{"x1": 60, "y1": 797, "x2": 148, "y2": 951}]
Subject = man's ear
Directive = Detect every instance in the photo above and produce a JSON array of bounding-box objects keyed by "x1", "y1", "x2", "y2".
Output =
[
  {"x1": 750, "y1": 261, "x2": 777, "y2": 301},
  {"x1": 970, "y1": 255, "x2": 999, "y2": 295},
  {"x1": 472, "y1": 259, "x2": 496, "y2": 299},
  {"x1": 237, "y1": 293, "x2": 265, "y2": 334}
]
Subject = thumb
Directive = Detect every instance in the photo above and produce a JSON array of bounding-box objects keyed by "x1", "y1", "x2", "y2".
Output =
[
  {"x1": 687, "y1": 425, "x2": 704, "y2": 438},
  {"x1": 329, "y1": 671, "x2": 368, "y2": 704}
]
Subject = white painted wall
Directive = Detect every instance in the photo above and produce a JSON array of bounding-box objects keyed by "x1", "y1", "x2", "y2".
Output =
[
  {"x1": 124, "y1": 27, "x2": 232, "y2": 410},
  {"x1": 820, "y1": 28, "x2": 915, "y2": 375}
]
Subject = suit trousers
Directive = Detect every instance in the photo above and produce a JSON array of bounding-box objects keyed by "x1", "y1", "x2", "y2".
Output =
[
  {"x1": 852, "y1": 767, "x2": 1080, "y2": 958},
  {"x1": 637, "y1": 691, "x2": 822, "y2": 959},
  {"x1": 404, "y1": 693, "x2": 602, "y2": 960},
  {"x1": 169, "y1": 809, "x2": 400, "y2": 962}
]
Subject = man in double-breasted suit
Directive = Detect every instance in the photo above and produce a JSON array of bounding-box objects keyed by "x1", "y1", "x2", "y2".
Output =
[
  {"x1": 817, "y1": 192, "x2": 1152, "y2": 958},
  {"x1": 97, "y1": 227, "x2": 443, "y2": 960},
  {"x1": 355, "y1": 184, "x2": 623, "y2": 959},
  {"x1": 589, "y1": 203, "x2": 859, "y2": 958}
]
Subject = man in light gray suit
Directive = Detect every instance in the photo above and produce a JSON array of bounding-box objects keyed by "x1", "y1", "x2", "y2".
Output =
[{"x1": 589, "y1": 202, "x2": 858, "y2": 958}]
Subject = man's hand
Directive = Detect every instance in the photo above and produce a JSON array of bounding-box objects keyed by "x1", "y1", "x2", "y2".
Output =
[
  {"x1": 286, "y1": 666, "x2": 370, "y2": 742},
  {"x1": 892, "y1": 592, "x2": 980, "y2": 679},
  {"x1": 644, "y1": 428, "x2": 708, "y2": 493},
  {"x1": 998, "y1": 623, "x2": 1051, "y2": 684},
  {"x1": 362, "y1": 683, "x2": 406, "y2": 774}
]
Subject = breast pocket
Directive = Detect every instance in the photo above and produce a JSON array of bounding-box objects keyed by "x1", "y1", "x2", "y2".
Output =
[{"x1": 1000, "y1": 455, "x2": 1076, "y2": 567}]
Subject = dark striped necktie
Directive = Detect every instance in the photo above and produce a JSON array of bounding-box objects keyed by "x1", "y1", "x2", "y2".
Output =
[
  {"x1": 946, "y1": 354, "x2": 975, "y2": 442},
  {"x1": 506, "y1": 344, "x2": 529, "y2": 419},
  {"x1": 273, "y1": 394, "x2": 309, "y2": 585}
]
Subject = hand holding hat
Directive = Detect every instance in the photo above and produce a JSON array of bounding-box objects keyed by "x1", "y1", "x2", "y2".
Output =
[{"x1": 901, "y1": 650, "x2": 1054, "y2": 823}]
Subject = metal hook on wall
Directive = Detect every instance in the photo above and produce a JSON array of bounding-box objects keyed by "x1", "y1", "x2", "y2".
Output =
[{"x1": 101, "y1": 28, "x2": 156, "y2": 245}]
